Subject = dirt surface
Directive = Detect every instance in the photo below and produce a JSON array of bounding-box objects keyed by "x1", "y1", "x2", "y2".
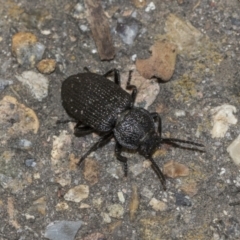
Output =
[{"x1": 1, "y1": 0, "x2": 240, "y2": 239}]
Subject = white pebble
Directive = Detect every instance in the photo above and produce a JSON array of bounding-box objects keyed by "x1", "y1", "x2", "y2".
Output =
[{"x1": 145, "y1": 2, "x2": 156, "y2": 12}]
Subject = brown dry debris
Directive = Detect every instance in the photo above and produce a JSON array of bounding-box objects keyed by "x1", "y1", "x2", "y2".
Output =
[
  {"x1": 105, "y1": 220, "x2": 122, "y2": 234},
  {"x1": 129, "y1": 184, "x2": 139, "y2": 221},
  {"x1": 176, "y1": 0, "x2": 185, "y2": 5},
  {"x1": 81, "y1": 232, "x2": 105, "y2": 240},
  {"x1": 83, "y1": 158, "x2": 99, "y2": 185},
  {"x1": 180, "y1": 181, "x2": 198, "y2": 196},
  {"x1": 132, "y1": 0, "x2": 147, "y2": 8},
  {"x1": 136, "y1": 40, "x2": 177, "y2": 81},
  {"x1": 68, "y1": 153, "x2": 79, "y2": 171},
  {"x1": 85, "y1": 0, "x2": 115, "y2": 60},
  {"x1": 32, "y1": 196, "x2": 47, "y2": 215},
  {"x1": 163, "y1": 160, "x2": 189, "y2": 178},
  {"x1": 7, "y1": 197, "x2": 21, "y2": 229}
]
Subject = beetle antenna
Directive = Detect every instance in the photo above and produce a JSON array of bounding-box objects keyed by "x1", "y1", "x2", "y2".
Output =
[
  {"x1": 161, "y1": 140, "x2": 205, "y2": 153},
  {"x1": 161, "y1": 138, "x2": 204, "y2": 147}
]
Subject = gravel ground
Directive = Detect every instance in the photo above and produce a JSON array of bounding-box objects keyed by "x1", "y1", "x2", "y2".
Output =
[{"x1": 1, "y1": 0, "x2": 240, "y2": 239}]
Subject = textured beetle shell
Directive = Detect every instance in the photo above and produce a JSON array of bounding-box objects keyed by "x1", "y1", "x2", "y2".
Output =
[
  {"x1": 61, "y1": 72, "x2": 133, "y2": 132},
  {"x1": 114, "y1": 108, "x2": 156, "y2": 149}
]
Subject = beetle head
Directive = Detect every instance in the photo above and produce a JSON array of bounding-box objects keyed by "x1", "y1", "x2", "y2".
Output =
[{"x1": 138, "y1": 132, "x2": 161, "y2": 158}]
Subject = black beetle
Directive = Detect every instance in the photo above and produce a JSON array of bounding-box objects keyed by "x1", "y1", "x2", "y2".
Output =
[{"x1": 61, "y1": 69, "x2": 204, "y2": 190}]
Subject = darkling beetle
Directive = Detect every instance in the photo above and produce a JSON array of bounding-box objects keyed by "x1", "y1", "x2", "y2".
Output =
[{"x1": 61, "y1": 69, "x2": 204, "y2": 190}]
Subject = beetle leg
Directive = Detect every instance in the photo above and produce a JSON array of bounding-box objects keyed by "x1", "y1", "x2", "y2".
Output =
[
  {"x1": 149, "y1": 157, "x2": 166, "y2": 191},
  {"x1": 83, "y1": 67, "x2": 90, "y2": 72},
  {"x1": 104, "y1": 69, "x2": 120, "y2": 86},
  {"x1": 126, "y1": 70, "x2": 137, "y2": 103},
  {"x1": 74, "y1": 122, "x2": 94, "y2": 137},
  {"x1": 115, "y1": 143, "x2": 128, "y2": 177},
  {"x1": 77, "y1": 132, "x2": 113, "y2": 166},
  {"x1": 150, "y1": 112, "x2": 162, "y2": 136}
]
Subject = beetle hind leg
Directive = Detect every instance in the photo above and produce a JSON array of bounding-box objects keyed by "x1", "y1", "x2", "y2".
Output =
[
  {"x1": 77, "y1": 132, "x2": 113, "y2": 166},
  {"x1": 115, "y1": 143, "x2": 128, "y2": 177},
  {"x1": 74, "y1": 121, "x2": 95, "y2": 137}
]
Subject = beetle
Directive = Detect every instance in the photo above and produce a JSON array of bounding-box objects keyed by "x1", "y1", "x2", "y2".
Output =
[{"x1": 61, "y1": 69, "x2": 204, "y2": 190}]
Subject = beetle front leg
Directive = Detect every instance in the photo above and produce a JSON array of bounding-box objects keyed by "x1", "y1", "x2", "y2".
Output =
[
  {"x1": 126, "y1": 70, "x2": 137, "y2": 103},
  {"x1": 115, "y1": 143, "x2": 128, "y2": 177},
  {"x1": 77, "y1": 132, "x2": 113, "y2": 166},
  {"x1": 151, "y1": 112, "x2": 162, "y2": 136},
  {"x1": 149, "y1": 157, "x2": 166, "y2": 190},
  {"x1": 104, "y1": 69, "x2": 120, "y2": 86}
]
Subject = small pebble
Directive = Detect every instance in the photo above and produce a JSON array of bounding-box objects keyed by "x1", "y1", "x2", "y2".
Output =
[
  {"x1": 149, "y1": 198, "x2": 167, "y2": 211},
  {"x1": 227, "y1": 134, "x2": 240, "y2": 165},
  {"x1": 79, "y1": 203, "x2": 90, "y2": 209},
  {"x1": 51, "y1": 130, "x2": 72, "y2": 173},
  {"x1": 145, "y1": 2, "x2": 156, "y2": 12},
  {"x1": 72, "y1": 3, "x2": 84, "y2": 19},
  {"x1": 231, "y1": 17, "x2": 240, "y2": 26},
  {"x1": 129, "y1": 162, "x2": 145, "y2": 176},
  {"x1": 108, "y1": 204, "x2": 124, "y2": 219},
  {"x1": 131, "y1": 54, "x2": 137, "y2": 61},
  {"x1": 56, "y1": 202, "x2": 69, "y2": 211},
  {"x1": 116, "y1": 17, "x2": 140, "y2": 45},
  {"x1": 41, "y1": 29, "x2": 51, "y2": 35},
  {"x1": 175, "y1": 192, "x2": 192, "y2": 207},
  {"x1": 118, "y1": 191, "x2": 125, "y2": 203},
  {"x1": 141, "y1": 187, "x2": 154, "y2": 199},
  {"x1": 79, "y1": 25, "x2": 88, "y2": 32},
  {"x1": 0, "y1": 79, "x2": 13, "y2": 91},
  {"x1": 101, "y1": 212, "x2": 112, "y2": 223},
  {"x1": 0, "y1": 96, "x2": 39, "y2": 137},
  {"x1": 24, "y1": 213, "x2": 35, "y2": 220},
  {"x1": 25, "y1": 159, "x2": 36, "y2": 167},
  {"x1": 91, "y1": 49, "x2": 97, "y2": 54},
  {"x1": 44, "y1": 221, "x2": 83, "y2": 240},
  {"x1": 15, "y1": 71, "x2": 49, "y2": 101},
  {"x1": 12, "y1": 32, "x2": 45, "y2": 68},
  {"x1": 37, "y1": 59, "x2": 56, "y2": 74},
  {"x1": 19, "y1": 139, "x2": 32, "y2": 149},
  {"x1": 210, "y1": 104, "x2": 237, "y2": 138},
  {"x1": 175, "y1": 110, "x2": 186, "y2": 117},
  {"x1": 64, "y1": 185, "x2": 89, "y2": 203},
  {"x1": 121, "y1": 70, "x2": 160, "y2": 109}
]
